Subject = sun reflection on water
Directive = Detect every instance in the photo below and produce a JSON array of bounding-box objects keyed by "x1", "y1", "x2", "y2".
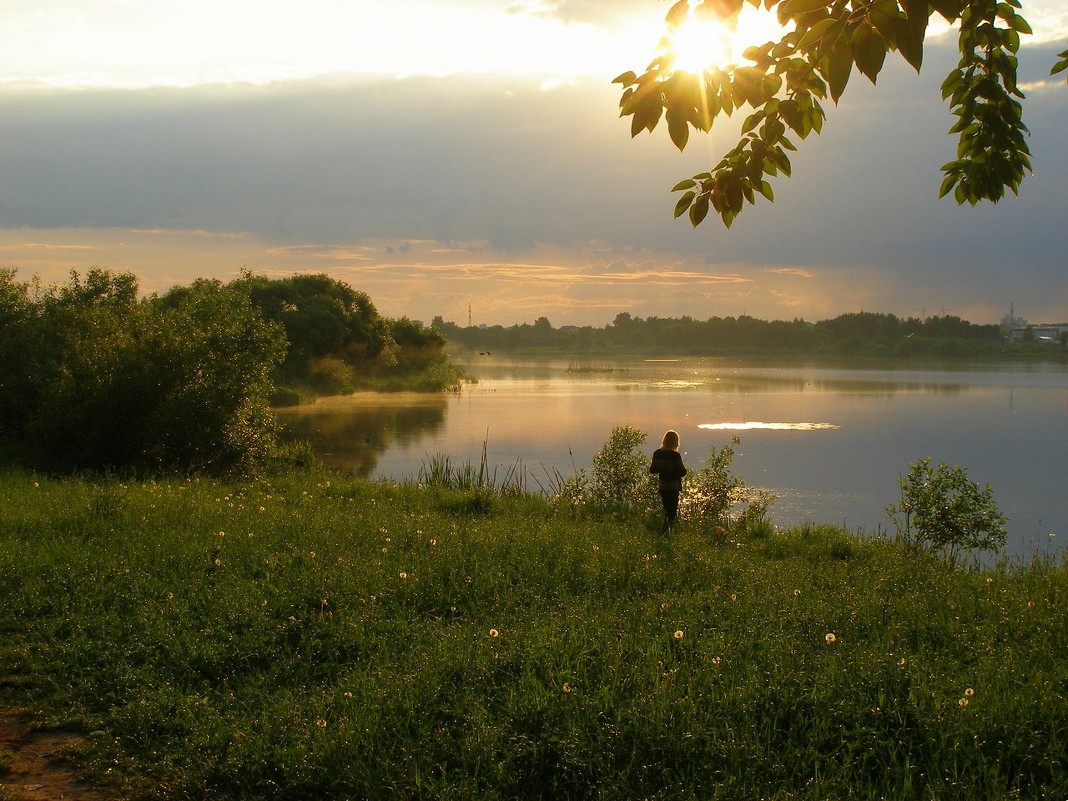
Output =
[{"x1": 698, "y1": 422, "x2": 840, "y2": 431}]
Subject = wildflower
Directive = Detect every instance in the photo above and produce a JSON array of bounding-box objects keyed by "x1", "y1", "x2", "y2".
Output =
[
  {"x1": 562, "y1": 683, "x2": 572, "y2": 694},
  {"x1": 958, "y1": 698, "x2": 969, "y2": 708},
  {"x1": 674, "y1": 630, "x2": 685, "y2": 640},
  {"x1": 825, "y1": 632, "x2": 837, "y2": 644},
  {"x1": 964, "y1": 687, "x2": 975, "y2": 697},
  {"x1": 399, "y1": 571, "x2": 408, "y2": 580},
  {"x1": 489, "y1": 628, "x2": 499, "y2": 638}
]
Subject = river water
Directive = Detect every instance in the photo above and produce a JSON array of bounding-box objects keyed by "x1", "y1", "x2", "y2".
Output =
[{"x1": 276, "y1": 357, "x2": 1068, "y2": 559}]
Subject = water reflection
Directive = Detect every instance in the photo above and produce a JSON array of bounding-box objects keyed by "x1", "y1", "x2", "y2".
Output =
[
  {"x1": 274, "y1": 357, "x2": 1067, "y2": 558},
  {"x1": 276, "y1": 393, "x2": 448, "y2": 477},
  {"x1": 699, "y1": 422, "x2": 840, "y2": 431}
]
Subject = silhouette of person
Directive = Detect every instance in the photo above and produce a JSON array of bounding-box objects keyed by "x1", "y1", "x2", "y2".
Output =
[{"x1": 650, "y1": 429, "x2": 687, "y2": 532}]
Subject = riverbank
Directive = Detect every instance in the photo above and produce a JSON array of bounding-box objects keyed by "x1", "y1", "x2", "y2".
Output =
[{"x1": 1, "y1": 467, "x2": 1065, "y2": 800}]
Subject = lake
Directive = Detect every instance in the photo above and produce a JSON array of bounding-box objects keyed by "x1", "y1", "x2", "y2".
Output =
[{"x1": 276, "y1": 357, "x2": 1068, "y2": 559}]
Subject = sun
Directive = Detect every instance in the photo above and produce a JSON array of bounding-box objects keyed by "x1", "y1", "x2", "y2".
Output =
[{"x1": 662, "y1": 1, "x2": 789, "y2": 75}]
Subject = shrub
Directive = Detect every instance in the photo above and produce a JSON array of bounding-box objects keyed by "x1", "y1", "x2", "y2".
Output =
[
  {"x1": 886, "y1": 457, "x2": 1007, "y2": 558},
  {"x1": 589, "y1": 426, "x2": 657, "y2": 512}
]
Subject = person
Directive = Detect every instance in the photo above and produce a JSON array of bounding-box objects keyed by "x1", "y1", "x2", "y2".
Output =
[{"x1": 650, "y1": 429, "x2": 687, "y2": 532}]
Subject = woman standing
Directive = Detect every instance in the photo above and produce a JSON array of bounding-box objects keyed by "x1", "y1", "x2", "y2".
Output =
[{"x1": 650, "y1": 429, "x2": 687, "y2": 532}]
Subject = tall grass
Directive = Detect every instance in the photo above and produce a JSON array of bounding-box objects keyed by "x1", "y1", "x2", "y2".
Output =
[{"x1": 0, "y1": 465, "x2": 1065, "y2": 800}]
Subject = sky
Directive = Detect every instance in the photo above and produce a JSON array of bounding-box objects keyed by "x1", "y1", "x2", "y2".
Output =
[{"x1": 2, "y1": 1, "x2": 1067, "y2": 328}]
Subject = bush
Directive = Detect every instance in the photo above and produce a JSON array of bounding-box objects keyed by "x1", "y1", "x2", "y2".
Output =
[
  {"x1": 886, "y1": 457, "x2": 1007, "y2": 558},
  {"x1": 0, "y1": 270, "x2": 286, "y2": 475},
  {"x1": 589, "y1": 426, "x2": 658, "y2": 512}
]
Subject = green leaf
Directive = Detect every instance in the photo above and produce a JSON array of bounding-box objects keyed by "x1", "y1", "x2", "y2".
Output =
[
  {"x1": 674, "y1": 191, "x2": 696, "y2": 219},
  {"x1": 612, "y1": 71, "x2": 637, "y2": 86},
  {"x1": 823, "y1": 43, "x2": 853, "y2": 103},
  {"x1": 690, "y1": 196, "x2": 710, "y2": 226},
  {"x1": 741, "y1": 110, "x2": 766, "y2": 134},
  {"x1": 797, "y1": 17, "x2": 838, "y2": 50},
  {"x1": 780, "y1": 0, "x2": 831, "y2": 22},
  {"x1": 672, "y1": 179, "x2": 698, "y2": 191},
  {"x1": 668, "y1": 114, "x2": 690, "y2": 150}
]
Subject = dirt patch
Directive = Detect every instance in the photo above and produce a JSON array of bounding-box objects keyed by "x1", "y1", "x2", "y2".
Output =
[{"x1": 0, "y1": 710, "x2": 113, "y2": 801}]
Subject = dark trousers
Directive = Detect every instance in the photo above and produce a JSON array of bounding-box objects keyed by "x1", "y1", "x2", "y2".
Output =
[{"x1": 659, "y1": 489, "x2": 680, "y2": 526}]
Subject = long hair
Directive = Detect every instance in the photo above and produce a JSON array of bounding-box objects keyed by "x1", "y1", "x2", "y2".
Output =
[{"x1": 661, "y1": 429, "x2": 680, "y2": 451}]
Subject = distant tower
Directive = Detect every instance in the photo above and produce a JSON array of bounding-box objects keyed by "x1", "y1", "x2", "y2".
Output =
[{"x1": 468, "y1": 303, "x2": 472, "y2": 328}]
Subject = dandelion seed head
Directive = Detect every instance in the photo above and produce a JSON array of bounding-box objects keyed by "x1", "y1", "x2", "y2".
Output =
[
  {"x1": 964, "y1": 687, "x2": 975, "y2": 697},
  {"x1": 825, "y1": 632, "x2": 837, "y2": 644},
  {"x1": 399, "y1": 572, "x2": 408, "y2": 580},
  {"x1": 958, "y1": 698, "x2": 969, "y2": 708},
  {"x1": 674, "y1": 630, "x2": 685, "y2": 640},
  {"x1": 562, "y1": 683, "x2": 572, "y2": 694},
  {"x1": 711, "y1": 656, "x2": 722, "y2": 665},
  {"x1": 489, "y1": 628, "x2": 499, "y2": 638}
]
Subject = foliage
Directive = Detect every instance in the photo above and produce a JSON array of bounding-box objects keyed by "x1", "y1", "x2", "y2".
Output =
[
  {"x1": 0, "y1": 269, "x2": 287, "y2": 475},
  {"x1": 0, "y1": 468, "x2": 1065, "y2": 800},
  {"x1": 243, "y1": 274, "x2": 461, "y2": 396},
  {"x1": 437, "y1": 309, "x2": 1028, "y2": 361},
  {"x1": 615, "y1": 0, "x2": 1043, "y2": 227},
  {"x1": 590, "y1": 425, "x2": 660, "y2": 511},
  {"x1": 549, "y1": 428, "x2": 774, "y2": 534},
  {"x1": 684, "y1": 436, "x2": 775, "y2": 535},
  {"x1": 887, "y1": 456, "x2": 1008, "y2": 558}
]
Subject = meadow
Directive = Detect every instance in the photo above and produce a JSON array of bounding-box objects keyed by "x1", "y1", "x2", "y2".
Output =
[{"x1": 0, "y1": 466, "x2": 1065, "y2": 800}]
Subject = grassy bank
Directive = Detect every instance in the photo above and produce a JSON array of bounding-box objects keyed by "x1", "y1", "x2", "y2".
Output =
[{"x1": 0, "y1": 467, "x2": 1065, "y2": 800}]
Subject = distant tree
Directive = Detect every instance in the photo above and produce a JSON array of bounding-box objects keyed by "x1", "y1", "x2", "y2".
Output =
[
  {"x1": 242, "y1": 273, "x2": 397, "y2": 391},
  {"x1": 616, "y1": 0, "x2": 1053, "y2": 227}
]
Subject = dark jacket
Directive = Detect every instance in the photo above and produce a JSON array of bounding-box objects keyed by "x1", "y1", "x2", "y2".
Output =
[{"x1": 650, "y1": 448, "x2": 687, "y2": 492}]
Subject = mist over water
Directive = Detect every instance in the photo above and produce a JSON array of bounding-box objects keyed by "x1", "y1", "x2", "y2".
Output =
[{"x1": 277, "y1": 357, "x2": 1068, "y2": 560}]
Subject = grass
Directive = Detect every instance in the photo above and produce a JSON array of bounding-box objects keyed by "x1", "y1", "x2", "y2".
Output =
[{"x1": 0, "y1": 465, "x2": 1065, "y2": 800}]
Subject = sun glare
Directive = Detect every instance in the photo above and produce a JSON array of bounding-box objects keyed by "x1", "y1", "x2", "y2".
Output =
[{"x1": 664, "y1": 2, "x2": 789, "y2": 74}]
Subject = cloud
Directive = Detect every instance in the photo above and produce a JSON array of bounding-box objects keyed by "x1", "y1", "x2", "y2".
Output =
[{"x1": 2, "y1": 39, "x2": 1066, "y2": 326}]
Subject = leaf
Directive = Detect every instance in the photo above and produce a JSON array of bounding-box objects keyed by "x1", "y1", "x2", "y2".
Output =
[
  {"x1": 823, "y1": 43, "x2": 853, "y2": 103},
  {"x1": 796, "y1": 17, "x2": 838, "y2": 50},
  {"x1": 612, "y1": 71, "x2": 637, "y2": 86},
  {"x1": 938, "y1": 173, "x2": 958, "y2": 198},
  {"x1": 674, "y1": 191, "x2": 696, "y2": 219},
  {"x1": 780, "y1": 0, "x2": 831, "y2": 22},
  {"x1": 672, "y1": 179, "x2": 698, "y2": 191},
  {"x1": 668, "y1": 114, "x2": 690, "y2": 150},
  {"x1": 741, "y1": 110, "x2": 766, "y2": 134},
  {"x1": 690, "y1": 196, "x2": 711, "y2": 227},
  {"x1": 853, "y1": 26, "x2": 888, "y2": 83}
]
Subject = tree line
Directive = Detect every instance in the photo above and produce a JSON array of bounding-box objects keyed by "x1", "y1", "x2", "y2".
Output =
[
  {"x1": 432, "y1": 310, "x2": 1058, "y2": 358},
  {"x1": 0, "y1": 268, "x2": 460, "y2": 476}
]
